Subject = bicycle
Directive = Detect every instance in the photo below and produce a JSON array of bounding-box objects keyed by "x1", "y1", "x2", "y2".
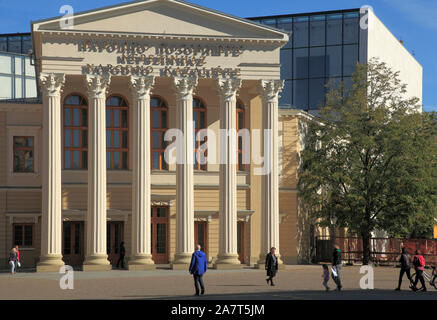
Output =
[{"x1": 411, "y1": 266, "x2": 437, "y2": 290}]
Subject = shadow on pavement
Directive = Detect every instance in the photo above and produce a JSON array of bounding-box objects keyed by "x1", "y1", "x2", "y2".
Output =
[{"x1": 125, "y1": 289, "x2": 437, "y2": 300}]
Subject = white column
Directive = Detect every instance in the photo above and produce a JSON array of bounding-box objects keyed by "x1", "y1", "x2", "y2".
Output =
[
  {"x1": 83, "y1": 74, "x2": 111, "y2": 271},
  {"x1": 128, "y1": 75, "x2": 155, "y2": 270},
  {"x1": 37, "y1": 73, "x2": 65, "y2": 272},
  {"x1": 258, "y1": 80, "x2": 284, "y2": 266},
  {"x1": 172, "y1": 75, "x2": 198, "y2": 268},
  {"x1": 215, "y1": 77, "x2": 243, "y2": 268}
]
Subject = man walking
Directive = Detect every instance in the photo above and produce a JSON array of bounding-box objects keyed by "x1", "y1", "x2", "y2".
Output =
[
  {"x1": 116, "y1": 241, "x2": 126, "y2": 269},
  {"x1": 332, "y1": 244, "x2": 342, "y2": 291},
  {"x1": 395, "y1": 247, "x2": 413, "y2": 291},
  {"x1": 189, "y1": 244, "x2": 207, "y2": 296},
  {"x1": 411, "y1": 250, "x2": 426, "y2": 292}
]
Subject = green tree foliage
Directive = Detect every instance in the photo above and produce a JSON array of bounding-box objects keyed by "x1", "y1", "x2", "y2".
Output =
[{"x1": 298, "y1": 59, "x2": 437, "y2": 264}]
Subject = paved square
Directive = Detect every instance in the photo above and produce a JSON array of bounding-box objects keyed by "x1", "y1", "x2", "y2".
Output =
[{"x1": 0, "y1": 265, "x2": 436, "y2": 300}]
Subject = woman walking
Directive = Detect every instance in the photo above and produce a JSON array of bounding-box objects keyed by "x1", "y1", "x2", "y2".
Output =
[
  {"x1": 9, "y1": 248, "x2": 18, "y2": 275},
  {"x1": 265, "y1": 247, "x2": 279, "y2": 286}
]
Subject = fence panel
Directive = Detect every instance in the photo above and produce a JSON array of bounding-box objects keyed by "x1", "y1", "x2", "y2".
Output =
[{"x1": 315, "y1": 236, "x2": 437, "y2": 265}]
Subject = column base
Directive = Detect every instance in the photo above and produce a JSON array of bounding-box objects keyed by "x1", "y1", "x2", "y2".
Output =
[
  {"x1": 82, "y1": 254, "x2": 111, "y2": 272},
  {"x1": 214, "y1": 253, "x2": 243, "y2": 269},
  {"x1": 171, "y1": 263, "x2": 191, "y2": 270},
  {"x1": 173, "y1": 252, "x2": 192, "y2": 265},
  {"x1": 128, "y1": 254, "x2": 156, "y2": 270},
  {"x1": 36, "y1": 254, "x2": 64, "y2": 273}
]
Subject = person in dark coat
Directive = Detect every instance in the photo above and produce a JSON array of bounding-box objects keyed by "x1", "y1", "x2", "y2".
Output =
[
  {"x1": 265, "y1": 247, "x2": 279, "y2": 286},
  {"x1": 332, "y1": 244, "x2": 342, "y2": 291},
  {"x1": 116, "y1": 241, "x2": 126, "y2": 269},
  {"x1": 395, "y1": 247, "x2": 413, "y2": 291},
  {"x1": 189, "y1": 244, "x2": 208, "y2": 296}
]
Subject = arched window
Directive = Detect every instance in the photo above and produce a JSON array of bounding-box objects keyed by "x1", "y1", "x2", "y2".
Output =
[
  {"x1": 151, "y1": 96, "x2": 168, "y2": 170},
  {"x1": 193, "y1": 97, "x2": 207, "y2": 171},
  {"x1": 106, "y1": 95, "x2": 129, "y2": 170},
  {"x1": 237, "y1": 99, "x2": 246, "y2": 171},
  {"x1": 64, "y1": 94, "x2": 88, "y2": 169}
]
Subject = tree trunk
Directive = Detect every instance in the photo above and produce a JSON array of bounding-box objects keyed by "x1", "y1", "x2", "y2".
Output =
[{"x1": 362, "y1": 233, "x2": 371, "y2": 265}]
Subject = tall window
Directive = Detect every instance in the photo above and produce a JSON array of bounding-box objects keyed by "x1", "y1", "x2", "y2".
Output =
[
  {"x1": 193, "y1": 97, "x2": 207, "y2": 171},
  {"x1": 14, "y1": 224, "x2": 33, "y2": 247},
  {"x1": 106, "y1": 95, "x2": 129, "y2": 170},
  {"x1": 13, "y1": 136, "x2": 34, "y2": 172},
  {"x1": 151, "y1": 96, "x2": 168, "y2": 170},
  {"x1": 237, "y1": 99, "x2": 246, "y2": 171},
  {"x1": 64, "y1": 94, "x2": 88, "y2": 169}
]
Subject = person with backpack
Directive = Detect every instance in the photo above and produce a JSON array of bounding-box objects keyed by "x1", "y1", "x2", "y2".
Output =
[
  {"x1": 332, "y1": 244, "x2": 342, "y2": 291},
  {"x1": 395, "y1": 247, "x2": 413, "y2": 291},
  {"x1": 411, "y1": 250, "x2": 426, "y2": 292}
]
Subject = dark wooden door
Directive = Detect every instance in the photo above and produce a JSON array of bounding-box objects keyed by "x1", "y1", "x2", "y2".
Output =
[
  {"x1": 195, "y1": 221, "x2": 208, "y2": 258},
  {"x1": 151, "y1": 207, "x2": 169, "y2": 264},
  {"x1": 62, "y1": 221, "x2": 84, "y2": 267},
  {"x1": 107, "y1": 222, "x2": 124, "y2": 265},
  {"x1": 237, "y1": 221, "x2": 245, "y2": 263}
]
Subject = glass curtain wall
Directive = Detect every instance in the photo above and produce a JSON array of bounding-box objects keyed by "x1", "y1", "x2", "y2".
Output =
[{"x1": 251, "y1": 11, "x2": 360, "y2": 111}]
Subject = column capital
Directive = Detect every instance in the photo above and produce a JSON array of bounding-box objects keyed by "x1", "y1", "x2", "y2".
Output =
[
  {"x1": 86, "y1": 74, "x2": 111, "y2": 99},
  {"x1": 173, "y1": 75, "x2": 198, "y2": 100},
  {"x1": 215, "y1": 77, "x2": 242, "y2": 101},
  {"x1": 129, "y1": 75, "x2": 155, "y2": 100},
  {"x1": 258, "y1": 79, "x2": 284, "y2": 103},
  {"x1": 39, "y1": 73, "x2": 65, "y2": 97}
]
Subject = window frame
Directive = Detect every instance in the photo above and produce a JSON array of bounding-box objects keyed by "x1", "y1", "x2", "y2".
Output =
[
  {"x1": 236, "y1": 99, "x2": 247, "y2": 172},
  {"x1": 150, "y1": 95, "x2": 169, "y2": 171},
  {"x1": 193, "y1": 96, "x2": 207, "y2": 171},
  {"x1": 63, "y1": 93, "x2": 89, "y2": 170},
  {"x1": 13, "y1": 223, "x2": 34, "y2": 248},
  {"x1": 105, "y1": 94, "x2": 130, "y2": 170},
  {"x1": 13, "y1": 136, "x2": 34, "y2": 173}
]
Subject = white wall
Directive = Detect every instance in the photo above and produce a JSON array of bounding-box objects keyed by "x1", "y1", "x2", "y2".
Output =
[{"x1": 367, "y1": 10, "x2": 423, "y2": 109}]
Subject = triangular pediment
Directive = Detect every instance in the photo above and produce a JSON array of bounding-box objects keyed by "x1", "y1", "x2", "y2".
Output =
[{"x1": 33, "y1": 0, "x2": 288, "y2": 41}]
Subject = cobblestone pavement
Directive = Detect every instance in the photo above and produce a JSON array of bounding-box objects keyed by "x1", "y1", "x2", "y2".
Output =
[{"x1": 0, "y1": 265, "x2": 436, "y2": 300}]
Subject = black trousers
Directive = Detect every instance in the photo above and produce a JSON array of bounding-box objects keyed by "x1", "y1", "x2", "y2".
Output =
[
  {"x1": 413, "y1": 270, "x2": 426, "y2": 290},
  {"x1": 398, "y1": 268, "x2": 412, "y2": 288},
  {"x1": 116, "y1": 254, "x2": 125, "y2": 268},
  {"x1": 193, "y1": 274, "x2": 205, "y2": 294}
]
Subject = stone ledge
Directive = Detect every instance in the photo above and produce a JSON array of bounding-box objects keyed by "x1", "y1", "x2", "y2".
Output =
[{"x1": 213, "y1": 264, "x2": 244, "y2": 270}]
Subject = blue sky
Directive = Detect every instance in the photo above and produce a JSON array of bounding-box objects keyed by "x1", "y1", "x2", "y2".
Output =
[{"x1": 0, "y1": 0, "x2": 435, "y2": 111}]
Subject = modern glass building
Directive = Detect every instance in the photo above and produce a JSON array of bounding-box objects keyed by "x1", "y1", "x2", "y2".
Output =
[
  {"x1": 0, "y1": 33, "x2": 38, "y2": 100},
  {"x1": 248, "y1": 9, "x2": 362, "y2": 112}
]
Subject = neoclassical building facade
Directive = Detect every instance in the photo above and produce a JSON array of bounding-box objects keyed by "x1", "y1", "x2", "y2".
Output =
[{"x1": 0, "y1": 0, "x2": 312, "y2": 271}]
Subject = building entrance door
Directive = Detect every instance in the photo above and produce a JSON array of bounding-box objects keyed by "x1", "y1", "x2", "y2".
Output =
[
  {"x1": 107, "y1": 221, "x2": 124, "y2": 265},
  {"x1": 237, "y1": 221, "x2": 245, "y2": 264},
  {"x1": 151, "y1": 206, "x2": 169, "y2": 264},
  {"x1": 62, "y1": 221, "x2": 84, "y2": 267},
  {"x1": 195, "y1": 221, "x2": 208, "y2": 258}
]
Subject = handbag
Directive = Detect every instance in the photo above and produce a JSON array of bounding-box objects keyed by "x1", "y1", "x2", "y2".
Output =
[
  {"x1": 331, "y1": 266, "x2": 338, "y2": 278},
  {"x1": 17, "y1": 261, "x2": 21, "y2": 268}
]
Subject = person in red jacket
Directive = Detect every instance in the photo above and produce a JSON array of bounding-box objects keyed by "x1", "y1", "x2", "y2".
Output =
[
  {"x1": 411, "y1": 250, "x2": 426, "y2": 292},
  {"x1": 14, "y1": 245, "x2": 20, "y2": 272}
]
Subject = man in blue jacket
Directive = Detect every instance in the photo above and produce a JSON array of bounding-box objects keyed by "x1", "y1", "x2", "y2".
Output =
[{"x1": 189, "y1": 244, "x2": 207, "y2": 296}]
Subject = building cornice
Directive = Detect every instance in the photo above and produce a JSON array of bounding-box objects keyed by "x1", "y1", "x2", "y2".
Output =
[{"x1": 37, "y1": 30, "x2": 288, "y2": 45}]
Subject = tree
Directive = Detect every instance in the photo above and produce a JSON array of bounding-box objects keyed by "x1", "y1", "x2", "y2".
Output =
[{"x1": 298, "y1": 59, "x2": 437, "y2": 265}]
